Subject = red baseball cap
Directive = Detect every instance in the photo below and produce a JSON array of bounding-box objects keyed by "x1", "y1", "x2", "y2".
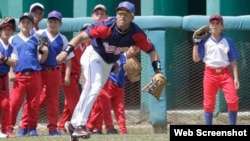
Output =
[{"x1": 209, "y1": 14, "x2": 223, "y2": 24}]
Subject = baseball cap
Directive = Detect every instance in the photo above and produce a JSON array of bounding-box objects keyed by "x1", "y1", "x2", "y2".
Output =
[
  {"x1": 19, "y1": 12, "x2": 34, "y2": 23},
  {"x1": 93, "y1": 4, "x2": 107, "y2": 13},
  {"x1": 30, "y1": 2, "x2": 44, "y2": 12},
  {"x1": 116, "y1": 1, "x2": 135, "y2": 15},
  {"x1": 0, "y1": 16, "x2": 16, "y2": 31},
  {"x1": 209, "y1": 14, "x2": 223, "y2": 24},
  {"x1": 48, "y1": 10, "x2": 62, "y2": 21}
]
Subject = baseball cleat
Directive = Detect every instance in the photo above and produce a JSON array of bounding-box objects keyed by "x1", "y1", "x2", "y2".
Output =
[
  {"x1": 65, "y1": 121, "x2": 79, "y2": 141},
  {"x1": 72, "y1": 125, "x2": 91, "y2": 139}
]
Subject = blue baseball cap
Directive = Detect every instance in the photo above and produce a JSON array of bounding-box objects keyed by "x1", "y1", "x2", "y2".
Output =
[
  {"x1": 48, "y1": 10, "x2": 62, "y2": 21},
  {"x1": 19, "y1": 12, "x2": 34, "y2": 23},
  {"x1": 116, "y1": 1, "x2": 135, "y2": 15}
]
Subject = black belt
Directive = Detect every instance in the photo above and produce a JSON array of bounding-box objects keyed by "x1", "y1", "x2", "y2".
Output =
[
  {"x1": 0, "y1": 74, "x2": 7, "y2": 78},
  {"x1": 16, "y1": 70, "x2": 39, "y2": 76},
  {"x1": 15, "y1": 69, "x2": 37, "y2": 76},
  {"x1": 42, "y1": 66, "x2": 60, "y2": 71}
]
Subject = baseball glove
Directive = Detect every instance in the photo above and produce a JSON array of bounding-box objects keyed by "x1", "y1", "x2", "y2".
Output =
[
  {"x1": 141, "y1": 73, "x2": 167, "y2": 100},
  {"x1": 192, "y1": 25, "x2": 210, "y2": 45},
  {"x1": 38, "y1": 36, "x2": 50, "y2": 54},
  {"x1": 123, "y1": 57, "x2": 142, "y2": 83},
  {"x1": 125, "y1": 45, "x2": 141, "y2": 58}
]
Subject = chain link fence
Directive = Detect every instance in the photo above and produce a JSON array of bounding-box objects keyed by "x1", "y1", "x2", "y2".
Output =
[{"x1": 11, "y1": 28, "x2": 250, "y2": 137}]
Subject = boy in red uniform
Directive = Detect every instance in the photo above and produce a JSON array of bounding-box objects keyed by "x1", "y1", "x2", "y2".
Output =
[
  {"x1": 192, "y1": 14, "x2": 239, "y2": 125},
  {"x1": 35, "y1": 10, "x2": 73, "y2": 135},
  {"x1": 0, "y1": 16, "x2": 17, "y2": 138},
  {"x1": 8, "y1": 13, "x2": 48, "y2": 137}
]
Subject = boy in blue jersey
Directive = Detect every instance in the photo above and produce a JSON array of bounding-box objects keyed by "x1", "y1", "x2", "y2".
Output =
[
  {"x1": 99, "y1": 52, "x2": 134, "y2": 135},
  {"x1": 29, "y1": 2, "x2": 44, "y2": 34},
  {"x1": 88, "y1": 46, "x2": 140, "y2": 135},
  {"x1": 0, "y1": 16, "x2": 17, "y2": 138},
  {"x1": 33, "y1": 10, "x2": 74, "y2": 136},
  {"x1": 192, "y1": 14, "x2": 239, "y2": 125},
  {"x1": 8, "y1": 12, "x2": 48, "y2": 137},
  {"x1": 57, "y1": 1, "x2": 163, "y2": 139}
]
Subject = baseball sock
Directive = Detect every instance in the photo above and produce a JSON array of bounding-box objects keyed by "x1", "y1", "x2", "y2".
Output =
[
  {"x1": 228, "y1": 111, "x2": 237, "y2": 125},
  {"x1": 204, "y1": 112, "x2": 213, "y2": 125}
]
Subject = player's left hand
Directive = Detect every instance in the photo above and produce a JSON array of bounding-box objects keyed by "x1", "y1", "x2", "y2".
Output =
[
  {"x1": 64, "y1": 76, "x2": 70, "y2": 86},
  {"x1": 56, "y1": 52, "x2": 68, "y2": 64},
  {"x1": 234, "y1": 79, "x2": 240, "y2": 90},
  {"x1": 9, "y1": 71, "x2": 16, "y2": 82}
]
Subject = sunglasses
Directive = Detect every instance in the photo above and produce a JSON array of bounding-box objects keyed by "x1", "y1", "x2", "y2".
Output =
[{"x1": 117, "y1": 10, "x2": 132, "y2": 17}]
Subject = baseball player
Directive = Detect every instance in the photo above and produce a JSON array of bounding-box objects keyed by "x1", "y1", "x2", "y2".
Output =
[
  {"x1": 88, "y1": 47, "x2": 140, "y2": 135},
  {"x1": 29, "y1": 2, "x2": 44, "y2": 34},
  {"x1": 16, "y1": 3, "x2": 45, "y2": 136},
  {"x1": 86, "y1": 4, "x2": 109, "y2": 135},
  {"x1": 58, "y1": 5, "x2": 108, "y2": 137},
  {"x1": 33, "y1": 10, "x2": 74, "y2": 136},
  {"x1": 100, "y1": 52, "x2": 129, "y2": 135},
  {"x1": 57, "y1": 1, "x2": 162, "y2": 139},
  {"x1": 0, "y1": 16, "x2": 17, "y2": 138},
  {"x1": 192, "y1": 14, "x2": 239, "y2": 125},
  {"x1": 57, "y1": 26, "x2": 88, "y2": 134},
  {"x1": 8, "y1": 13, "x2": 48, "y2": 137}
]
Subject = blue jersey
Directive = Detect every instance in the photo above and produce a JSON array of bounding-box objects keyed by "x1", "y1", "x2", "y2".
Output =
[
  {"x1": 85, "y1": 17, "x2": 155, "y2": 64},
  {"x1": 0, "y1": 39, "x2": 13, "y2": 74},
  {"x1": 35, "y1": 29, "x2": 73, "y2": 67},
  {"x1": 9, "y1": 34, "x2": 41, "y2": 72},
  {"x1": 109, "y1": 53, "x2": 127, "y2": 87}
]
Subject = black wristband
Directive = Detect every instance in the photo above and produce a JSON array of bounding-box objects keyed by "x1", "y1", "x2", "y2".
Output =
[
  {"x1": 63, "y1": 44, "x2": 75, "y2": 55},
  {"x1": 193, "y1": 42, "x2": 199, "y2": 46},
  {"x1": 152, "y1": 60, "x2": 161, "y2": 73}
]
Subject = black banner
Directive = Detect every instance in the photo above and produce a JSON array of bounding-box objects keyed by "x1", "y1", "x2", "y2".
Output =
[{"x1": 170, "y1": 125, "x2": 250, "y2": 140}]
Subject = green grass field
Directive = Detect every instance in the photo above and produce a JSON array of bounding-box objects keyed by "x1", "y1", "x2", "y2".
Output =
[{"x1": 4, "y1": 134, "x2": 168, "y2": 141}]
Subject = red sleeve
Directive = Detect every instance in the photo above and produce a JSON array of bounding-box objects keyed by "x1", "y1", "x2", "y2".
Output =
[
  {"x1": 89, "y1": 26, "x2": 112, "y2": 39},
  {"x1": 132, "y1": 33, "x2": 155, "y2": 53}
]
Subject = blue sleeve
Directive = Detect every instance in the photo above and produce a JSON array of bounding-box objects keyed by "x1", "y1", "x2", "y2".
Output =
[
  {"x1": 225, "y1": 36, "x2": 238, "y2": 62},
  {"x1": 198, "y1": 41, "x2": 205, "y2": 59}
]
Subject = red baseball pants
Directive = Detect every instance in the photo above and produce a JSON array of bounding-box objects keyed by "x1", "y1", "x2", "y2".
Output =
[
  {"x1": 58, "y1": 73, "x2": 80, "y2": 130},
  {"x1": 10, "y1": 71, "x2": 42, "y2": 130},
  {"x1": 203, "y1": 66, "x2": 239, "y2": 113},
  {"x1": 0, "y1": 75, "x2": 10, "y2": 133}
]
